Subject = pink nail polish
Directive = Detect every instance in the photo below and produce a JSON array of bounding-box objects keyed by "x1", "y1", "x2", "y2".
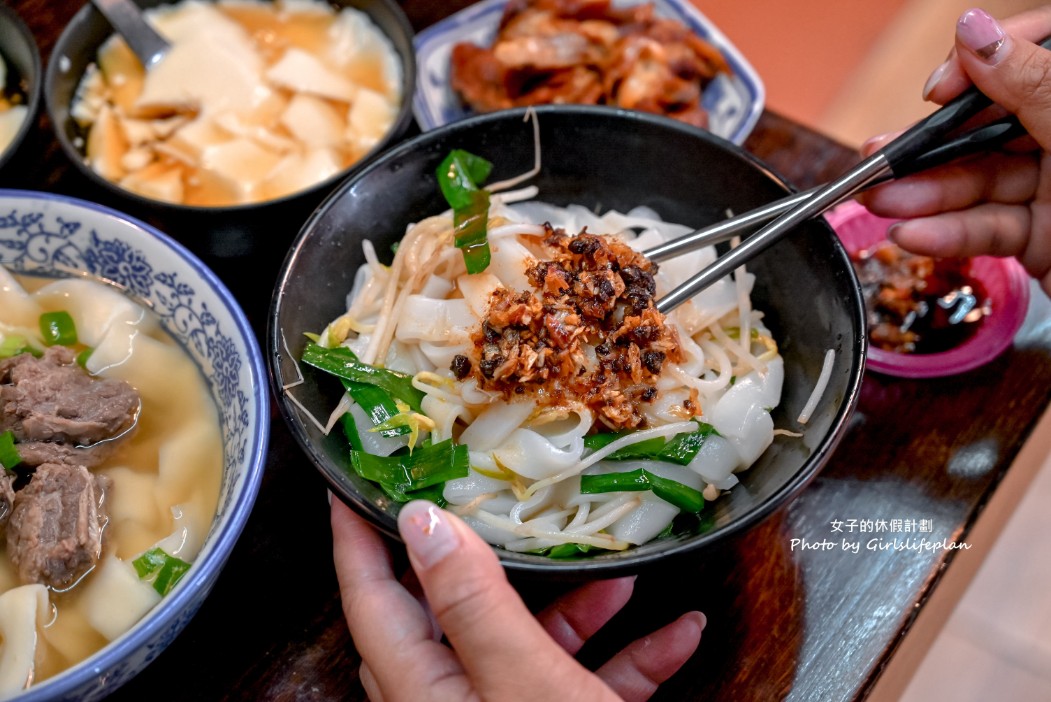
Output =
[
  {"x1": 922, "y1": 61, "x2": 949, "y2": 100},
  {"x1": 860, "y1": 132, "x2": 893, "y2": 156},
  {"x1": 398, "y1": 501, "x2": 460, "y2": 569},
  {"x1": 958, "y1": 8, "x2": 1005, "y2": 60}
]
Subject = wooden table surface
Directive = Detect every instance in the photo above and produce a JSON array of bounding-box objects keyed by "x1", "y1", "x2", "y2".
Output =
[{"x1": 8, "y1": 1, "x2": 1051, "y2": 700}]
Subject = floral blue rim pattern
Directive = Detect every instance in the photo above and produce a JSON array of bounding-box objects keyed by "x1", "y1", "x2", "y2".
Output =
[
  {"x1": 0, "y1": 189, "x2": 269, "y2": 701},
  {"x1": 412, "y1": 0, "x2": 765, "y2": 144},
  {"x1": 0, "y1": 191, "x2": 255, "y2": 477}
]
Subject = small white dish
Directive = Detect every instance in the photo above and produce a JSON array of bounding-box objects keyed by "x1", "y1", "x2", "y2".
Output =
[{"x1": 412, "y1": 0, "x2": 765, "y2": 144}]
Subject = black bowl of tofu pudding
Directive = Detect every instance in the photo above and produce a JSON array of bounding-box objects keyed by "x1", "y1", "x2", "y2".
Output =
[
  {"x1": 44, "y1": 0, "x2": 416, "y2": 263},
  {"x1": 270, "y1": 105, "x2": 866, "y2": 577}
]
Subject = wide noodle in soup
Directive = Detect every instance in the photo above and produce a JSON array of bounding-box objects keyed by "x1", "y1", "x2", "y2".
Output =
[{"x1": 0, "y1": 267, "x2": 221, "y2": 691}]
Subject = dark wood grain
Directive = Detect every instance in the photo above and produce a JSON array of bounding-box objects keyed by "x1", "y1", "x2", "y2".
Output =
[{"x1": 7, "y1": 1, "x2": 1051, "y2": 700}]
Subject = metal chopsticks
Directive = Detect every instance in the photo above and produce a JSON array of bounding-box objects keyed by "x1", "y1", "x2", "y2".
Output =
[
  {"x1": 651, "y1": 35, "x2": 1051, "y2": 315},
  {"x1": 642, "y1": 116, "x2": 1026, "y2": 264}
]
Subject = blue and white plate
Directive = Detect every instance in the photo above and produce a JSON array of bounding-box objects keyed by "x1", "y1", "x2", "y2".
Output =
[{"x1": 413, "y1": 0, "x2": 765, "y2": 144}]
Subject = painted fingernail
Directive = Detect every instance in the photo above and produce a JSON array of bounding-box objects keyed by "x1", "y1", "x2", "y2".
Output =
[
  {"x1": 922, "y1": 61, "x2": 949, "y2": 100},
  {"x1": 958, "y1": 8, "x2": 1006, "y2": 61},
  {"x1": 398, "y1": 500, "x2": 460, "y2": 569},
  {"x1": 860, "y1": 132, "x2": 893, "y2": 156},
  {"x1": 887, "y1": 223, "x2": 903, "y2": 244}
]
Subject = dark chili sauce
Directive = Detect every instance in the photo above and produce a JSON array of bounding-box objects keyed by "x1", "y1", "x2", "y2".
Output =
[{"x1": 850, "y1": 241, "x2": 991, "y2": 354}]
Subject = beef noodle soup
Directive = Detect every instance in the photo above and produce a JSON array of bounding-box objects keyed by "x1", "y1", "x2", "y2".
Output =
[{"x1": 0, "y1": 267, "x2": 222, "y2": 691}]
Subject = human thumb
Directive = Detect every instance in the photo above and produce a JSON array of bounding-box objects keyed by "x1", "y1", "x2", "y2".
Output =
[
  {"x1": 955, "y1": 8, "x2": 1051, "y2": 150},
  {"x1": 396, "y1": 500, "x2": 614, "y2": 699}
]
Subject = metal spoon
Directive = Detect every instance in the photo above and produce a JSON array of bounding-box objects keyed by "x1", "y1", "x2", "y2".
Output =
[{"x1": 91, "y1": 0, "x2": 170, "y2": 70}]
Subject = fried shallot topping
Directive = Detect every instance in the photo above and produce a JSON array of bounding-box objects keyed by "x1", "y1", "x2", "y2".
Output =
[{"x1": 457, "y1": 225, "x2": 686, "y2": 429}]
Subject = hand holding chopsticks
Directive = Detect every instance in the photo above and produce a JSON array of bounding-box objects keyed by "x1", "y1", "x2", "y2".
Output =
[
  {"x1": 653, "y1": 28, "x2": 1051, "y2": 314},
  {"x1": 643, "y1": 116, "x2": 1027, "y2": 265}
]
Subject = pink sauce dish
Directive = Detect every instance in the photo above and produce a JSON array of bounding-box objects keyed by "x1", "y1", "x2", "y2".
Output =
[{"x1": 825, "y1": 200, "x2": 1031, "y2": 379}]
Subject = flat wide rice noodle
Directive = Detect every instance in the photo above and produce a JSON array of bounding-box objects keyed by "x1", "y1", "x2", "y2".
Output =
[{"x1": 458, "y1": 400, "x2": 535, "y2": 452}]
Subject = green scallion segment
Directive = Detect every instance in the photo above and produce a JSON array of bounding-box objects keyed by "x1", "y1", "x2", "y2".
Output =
[
  {"x1": 0, "y1": 335, "x2": 41, "y2": 359},
  {"x1": 132, "y1": 547, "x2": 192, "y2": 596},
  {"x1": 75, "y1": 348, "x2": 94, "y2": 368},
  {"x1": 527, "y1": 542, "x2": 608, "y2": 559},
  {"x1": 658, "y1": 423, "x2": 717, "y2": 464},
  {"x1": 437, "y1": 149, "x2": 493, "y2": 207},
  {"x1": 348, "y1": 438, "x2": 468, "y2": 503},
  {"x1": 580, "y1": 469, "x2": 704, "y2": 513},
  {"x1": 399, "y1": 481, "x2": 448, "y2": 508},
  {"x1": 341, "y1": 380, "x2": 411, "y2": 437},
  {"x1": 583, "y1": 432, "x2": 666, "y2": 459},
  {"x1": 340, "y1": 411, "x2": 447, "y2": 504},
  {"x1": 437, "y1": 149, "x2": 493, "y2": 274},
  {"x1": 39, "y1": 311, "x2": 78, "y2": 347},
  {"x1": 453, "y1": 190, "x2": 492, "y2": 274},
  {"x1": 301, "y1": 325, "x2": 410, "y2": 438},
  {"x1": 583, "y1": 421, "x2": 717, "y2": 466},
  {"x1": 0, "y1": 431, "x2": 21, "y2": 472},
  {"x1": 0, "y1": 336, "x2": 26, "y2": 358},
  {"x1": 340, "y1": 410, "x2": 365, "y2": 453},
  {"x1": 302, "y1": 343, "x2": 424, "y2": 412}
]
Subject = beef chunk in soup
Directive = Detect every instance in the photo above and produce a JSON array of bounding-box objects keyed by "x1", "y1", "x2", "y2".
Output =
[
  {"x1": 14, "y1": 438, "x2": 122, "y2": 471},
  {"x1": 0, "y1": 474, "x2": 14, "y2": 533},
  {"x1": 7, "y1": 463, "x2": 110, "y2": 588},
  {"x1": 0, "y1": 347, "x2": 140, "y2": 467}
]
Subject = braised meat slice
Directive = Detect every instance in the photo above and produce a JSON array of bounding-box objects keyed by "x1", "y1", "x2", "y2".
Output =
[
  {"x1": 7, "y1": 463, "x2": 110, "y2": 588},
  {"x1": 449, "y1": 0, "x2": 730, "y2": 126},
  {"x1": 450, "y1": 43, "x2": 515, "y2": 113},
  {"x1": 13, "y1": 440, "x2": 122, "y2": 471},
  {"x1": 0, "y1": 346, "x2": 140, "y2": 466}
]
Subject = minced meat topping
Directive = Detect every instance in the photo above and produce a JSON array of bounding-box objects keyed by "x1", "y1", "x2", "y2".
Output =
[{"x1": 454, "y1": 224, "x2": 689, "y2": 429}]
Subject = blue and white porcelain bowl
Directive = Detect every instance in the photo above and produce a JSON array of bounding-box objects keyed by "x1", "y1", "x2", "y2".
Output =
[
  {"x1": 412, "y1": 0, "x2": 764, "y2": 144},
  {"x1": 0, "y1": 190, "x2": 268, "y2": 701}
]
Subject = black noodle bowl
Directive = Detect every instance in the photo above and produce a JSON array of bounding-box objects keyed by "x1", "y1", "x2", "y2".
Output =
[{"x1": 269, "y1": 105, "x2": 866, "y2": 578}]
